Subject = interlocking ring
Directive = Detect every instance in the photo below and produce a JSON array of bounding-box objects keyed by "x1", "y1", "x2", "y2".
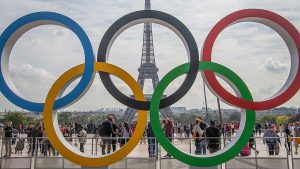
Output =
[
  {"x1": 201, "y1": 9, "x2": 300, "y2": 110},
  {"x1": 0, "y1": 8, "x2": 299, "y2": 168},
  {"x1": 0, "y1": 12, "x2": 95, "y2": 112},
  {"x1": 43, "y1": 62, "x2": 147, "y2": 167},
  {"x1": 97, "y1": 10, "x2": 199, "y2": 110},
  {"x1": 150, "y1": 61, "x2": 255, "y2": 167}
]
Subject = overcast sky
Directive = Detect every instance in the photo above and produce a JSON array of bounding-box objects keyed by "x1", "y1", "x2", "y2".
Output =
[{"x1": 0, "y1": 0, "x2": 300, "y2": 111}]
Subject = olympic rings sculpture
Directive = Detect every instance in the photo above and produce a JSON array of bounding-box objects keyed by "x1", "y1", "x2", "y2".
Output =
[{"x1": 0, "y1": 8, "x2": 300, "y2": 167}]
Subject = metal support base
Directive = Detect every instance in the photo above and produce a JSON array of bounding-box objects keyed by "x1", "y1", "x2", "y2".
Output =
[
  {"x1": 189, "y1": 166, "x2": 219, "y2": 169},
  {"x1": 81, "y1": 166, "x2": 110, "y2": 169}
]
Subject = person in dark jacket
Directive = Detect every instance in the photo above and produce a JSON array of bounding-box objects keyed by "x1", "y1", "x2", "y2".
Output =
[
  {"x1": 3, "y1": 121, "x2": 13, "y2": 157},
  {"x1": 206, "y1": 120, "x2": 221, "y2": 153},
  {"x1": 111, "y1": 118, "x2": 119, "y2": 152},
  {"x1": 101, "y1": 115, "x2": 114, "y2": 155},
  {"x1": 147, "y1": 122, "x2": 158, "y2": 157},
  {"x1": 26, "y1": 124, "x2": 33, "y2": 155},
  {"x1": 31, "y1": 122, "x2": 42, "y2": 156}
]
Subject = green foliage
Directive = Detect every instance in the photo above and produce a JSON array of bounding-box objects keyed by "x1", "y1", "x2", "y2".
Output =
[
  {"x1": 58, "y1": 112, "x2": 72, "y2": 125},
  {"x1": 173, "y1": 113, "x2": 198, "y2": 123},
  {"x1": 288, "y1": 113, "x2": 300, "y2": 122},
  {"x1": 228, "y1": 112, "x2": 241, "y2": 122},
  {"x1": 259, "y1": 114, "x2": 276, "y2": 124},
  {"x1": 276, "y1": 115, "x2": 290, "y2": 125},
  {"x1": 3, "y1": 112, "x2": 26, "y2": 126},
  {"x1": 24, "y1": 116, "x2": 35, "y2": 126}
]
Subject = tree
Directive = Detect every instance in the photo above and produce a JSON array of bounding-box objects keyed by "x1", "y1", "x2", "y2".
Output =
[
  {"x1": 259, "y1": 115, "x2": 276, "y2": 124},
  {"x1": 3, "y1": 112, "x2": 26, "y2": 126},
  {"x1": 289, "y1": 113, "x2": 300, "y2": 122},
  {"x1": 276, "y1": 115, "x2": 290, "y2": 125},
  {"x1": 25, "y1": 116, "x2": 35, "y2": 126},
  {"x1": 229, "y1": 112, "x2": 241, "y2": 122},
  {"x1": 58, "y1": 112, "x2": 72, "y2": 125}
]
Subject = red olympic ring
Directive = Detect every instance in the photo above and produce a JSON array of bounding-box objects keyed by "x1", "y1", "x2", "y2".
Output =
[{"x1": 202, "y1": 9, "x2": 300, "y2": 110}]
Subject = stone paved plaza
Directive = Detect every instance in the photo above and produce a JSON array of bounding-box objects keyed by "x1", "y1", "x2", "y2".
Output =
[{"x1": 0, "y1": 134, "x2": 300, "y2": 169}]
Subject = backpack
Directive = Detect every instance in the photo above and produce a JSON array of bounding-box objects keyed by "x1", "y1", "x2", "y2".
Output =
[
  {"x1": 15, "y1": 139, "x2": 25, "y2": 151},
  {"x1": 240, "y1": 144, "x2": 250, "y2": 156},
  {"x1": 78, "y1": 130, "x2": 87, "y2": 144},
  {"x1": 98, "y1": 123, "x2": 107, "y2": 137}
]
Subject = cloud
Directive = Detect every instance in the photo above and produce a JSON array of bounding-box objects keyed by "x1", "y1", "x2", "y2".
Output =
[
  {"x1": 9, "y1": 64, "x2": 56, "y2": 102},
  {"x1": 0, "y1": 0, "x2": 299, "y2": 111},
  {"x1": 264, "y1": 57, "x2": 289, "y2": 74}
]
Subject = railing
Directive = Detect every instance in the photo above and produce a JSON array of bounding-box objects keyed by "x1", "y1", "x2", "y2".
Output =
[{"x1": 0, "y1": 135, "x2": 299, "y2": 169}]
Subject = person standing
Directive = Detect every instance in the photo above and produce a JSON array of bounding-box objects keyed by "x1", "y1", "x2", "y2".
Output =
[
  {"x1": 279, "y1": 124, "x2": 283, "y2": 136},
  {"x1": 263, "y1": 124, "x2": 278, "y2": 155},
  {"x1": 284, "y1": 125, "x2": 292, "y2": 155},
  {"x1": 256, "y1": 123, "x2": 262, "y2": 136},
  {"x1": 32, "y1": 122, "x2": 42, "y2": 156},
  {"x1": 147, "y1": 122, "x2": 157, "y2": 158},
  {"x1": 120, "y1": 122, "x2": 131, "y2": 147},
  {"x1": 198, "y1": 117, "x2": 208, "y2": 155},
  {"x1": 3, "y1": 121, "x2": 13, "y2": 157},
  {"x1": 111, "y1": 119, "x2": 119, "y2": 152},
  {"x1": 231, "y1": 122, "x2": 235, "y2": 136},
  {"x1": 26, "y1": 124, "x2": 33, "y2": 155},
  {"x1": 206, "y1": 120, "x2": 221, "y2": 154},
  {"x1": 249, "y1": 131, "x2": 259, "y2": 155},
  {"x1": 294, "y1": 122, "x2": 300, "y2": 155},
  {"x1": 163, "y1": 118, "x2": 174, "y2": 157},
  {"x1": 193, "y1": 119, "x2": 202, "y2": 155},
  {"x1": 101, "y1": 115, "x2": 114, "y2": 155},
  {"x1": 78, "y1": 125, "x2": 87, "y2": 153}
]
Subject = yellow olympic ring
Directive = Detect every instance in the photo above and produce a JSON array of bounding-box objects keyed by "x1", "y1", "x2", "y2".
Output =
[{"x1": 43, "y1": 62, "x2": 147, "y2": 167}]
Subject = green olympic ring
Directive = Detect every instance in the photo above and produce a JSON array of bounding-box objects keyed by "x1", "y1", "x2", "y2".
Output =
[{"x1": 150, "y1": 61, "x2": 255, "y2": 167}]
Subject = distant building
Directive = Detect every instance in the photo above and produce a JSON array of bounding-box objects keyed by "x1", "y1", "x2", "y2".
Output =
[
  {"x1": 273, "y1": 107, "x2": 297, "y2": 115},
  {"x1": 170, "y1": 107, "x2": 187, "y2": 114}
]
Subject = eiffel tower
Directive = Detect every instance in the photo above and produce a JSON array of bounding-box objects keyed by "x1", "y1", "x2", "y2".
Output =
[{"x1": 122, "y1": 0, "x2": 174, "y2": 122}]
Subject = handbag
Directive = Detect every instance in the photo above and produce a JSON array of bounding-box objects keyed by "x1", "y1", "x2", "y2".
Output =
[{"x1": 74, "y1": 139, "x2": 78, "y2": 147}]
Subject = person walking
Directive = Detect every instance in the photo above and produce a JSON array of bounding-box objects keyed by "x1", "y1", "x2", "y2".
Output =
[
  {"x1": 263, "y1": 124, "x2": 278, "y2": 155},
  {"x1": 3, "y1": 121, "x2": 13, "y2": 157}
]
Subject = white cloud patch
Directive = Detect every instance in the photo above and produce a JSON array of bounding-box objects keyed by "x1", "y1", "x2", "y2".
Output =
[
  {"x1": 0, "y1": 0, "x2": 299, "y2": 111},
  {"x1": 264, "y1": 57, "x2": 289, "y2": 74},
  {"x1": 9, "y1": 64, "x2": 56, "y2": 102}
]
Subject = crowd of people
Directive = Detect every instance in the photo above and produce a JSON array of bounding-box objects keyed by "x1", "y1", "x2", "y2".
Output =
[
  {"x1": 0, "y1": 115, "x2": 300, "y2": 158},
  {"x1": 263, "y1": 122, "x2": 300, "y2": 156}
]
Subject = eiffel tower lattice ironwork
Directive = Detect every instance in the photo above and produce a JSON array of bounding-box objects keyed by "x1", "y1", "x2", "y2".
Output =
[{"x1": 122, "y1": 0, "x2": 174, "y2": 122}]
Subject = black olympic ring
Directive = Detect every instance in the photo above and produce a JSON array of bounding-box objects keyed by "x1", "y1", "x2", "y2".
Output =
[{"x1": 97, "y1": 10, "x2": 199, "y2": 110}]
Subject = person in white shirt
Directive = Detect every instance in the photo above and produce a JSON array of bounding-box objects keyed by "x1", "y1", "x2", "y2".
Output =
[{"x1": 193, "y1": 119, "x2": 202, "y2": 155}]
